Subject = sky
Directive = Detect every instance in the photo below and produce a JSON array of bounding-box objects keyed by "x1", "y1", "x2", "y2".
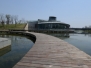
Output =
[{"x1": 0, "y1": 0, "x2": 91, "y2": 28}]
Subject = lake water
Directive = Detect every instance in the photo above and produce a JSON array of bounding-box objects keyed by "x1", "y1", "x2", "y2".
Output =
[
  {"x1": 0, "y1": 33, "x2": 91, "y2": 68},
  {"x1": 0, "y1": 35, "x2": 34, "y2": 68},
  {"x1": 49, "y1": 33, "x2": 91, "y2": 56}
]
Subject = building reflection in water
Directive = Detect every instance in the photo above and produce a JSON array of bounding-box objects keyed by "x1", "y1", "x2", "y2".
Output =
[{"x1": 47, "y1": 33, "x2": 70, "y2": 38}]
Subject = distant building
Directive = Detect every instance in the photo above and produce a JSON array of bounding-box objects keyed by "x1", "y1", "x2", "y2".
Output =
[{"x1": 28, "y1": 16, "x2": 70, "y2": 30}]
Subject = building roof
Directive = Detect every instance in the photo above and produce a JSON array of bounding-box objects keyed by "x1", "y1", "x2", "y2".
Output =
[{"x1": 38, "y1": 21, "x2": 70, "y2": 25}]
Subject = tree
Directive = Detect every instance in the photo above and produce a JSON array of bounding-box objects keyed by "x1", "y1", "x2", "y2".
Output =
[
  {"x1": 6, "y1": 14, "x2": 10, "y2": 25},
  {"x1": 18, "y1": 20, "x2": 22, "y2": 24},
  {"x1": 84, "y1": 26, "x2": 88, "y2": 28},
  {"x1": 14, "y1": 15, "x2": 18, "y2": 26},
  {"x1": 1, "y1": 20, "x2": 4, "y2": 26},
  {"x1": 88, "y1": 25, "x2": 91, "y2": 28},
  {"x1": 10, "y1": 16, "x2": 14, "y2": 24},
  {"x1": 21, "y1": 18, "x2": 25, "y2": 23},
  {"x1": 0, "y1": 14, "x2": 5, "y2": 26}
]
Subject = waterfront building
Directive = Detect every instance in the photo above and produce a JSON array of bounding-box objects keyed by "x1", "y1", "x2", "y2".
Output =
[{"x1": 28, "y1": 16, "x2": 70, "y2": 30}]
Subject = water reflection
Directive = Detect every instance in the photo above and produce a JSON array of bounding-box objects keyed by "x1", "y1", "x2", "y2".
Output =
[
  {"x1": 86, "y1": 34, "x2": 91, "y2": 37},
  {"x1": 0, "y1": 45, "x2": 11, "y2": 56},
  {"x1": 0, "y1": 35, "x2": 34, "y2": 68},
  {"x1": 46, "y1": 33, "x2": 70, "y2": 38}
]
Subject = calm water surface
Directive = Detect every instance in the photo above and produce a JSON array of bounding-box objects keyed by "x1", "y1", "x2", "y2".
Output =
[
  {"x1": 1, "y1": 34, "x2": 91, "y2": 68},
  {"x1": 49, "y1": 33, "x2": 91, "y2": 56},
  {"x1": 0, "y1": 35, "x2": 34, "y2": 68}
]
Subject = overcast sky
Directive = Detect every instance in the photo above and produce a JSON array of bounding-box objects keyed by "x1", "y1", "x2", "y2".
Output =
[{"x1": 0, "y1": 0, "x2": 91, "y2": 28}]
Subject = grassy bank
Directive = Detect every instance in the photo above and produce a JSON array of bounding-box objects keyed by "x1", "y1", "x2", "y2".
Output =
[{"x1": 0, "y1": 24, "x2": 26, "y2": 30}]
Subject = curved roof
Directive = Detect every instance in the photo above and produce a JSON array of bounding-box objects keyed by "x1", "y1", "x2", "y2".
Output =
[{"x1": 38, "y1": 21, "x2": 70, "y2": 26}]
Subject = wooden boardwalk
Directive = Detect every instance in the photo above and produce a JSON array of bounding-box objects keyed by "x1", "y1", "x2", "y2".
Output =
[{"x1": 13, "y1": 31, "x2": 91, "y2": 68}]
